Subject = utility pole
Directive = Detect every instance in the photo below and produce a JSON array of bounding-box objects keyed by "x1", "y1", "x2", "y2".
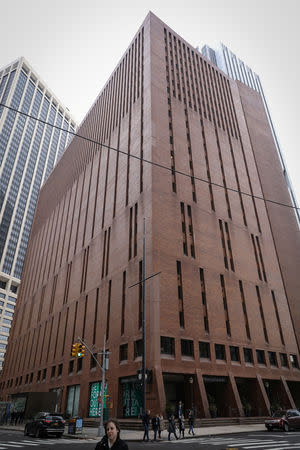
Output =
[
  {"x1": 129, "y1": 218, "x2": 161, "y2": 415},
  {"x1": 98, "y1": 335, "x2": 109, "y2": 437},
  {"x1": 76, "y1": 336, "x2": 109, "y2": 438},
  {"x1": 142, "y1": 218, "x2": 146, "y2": 413}
]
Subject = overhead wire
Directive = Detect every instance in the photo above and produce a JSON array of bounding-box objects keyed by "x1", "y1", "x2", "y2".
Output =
[{"x1": 0, "y1": 102, "x2": 299, "y2": 212}]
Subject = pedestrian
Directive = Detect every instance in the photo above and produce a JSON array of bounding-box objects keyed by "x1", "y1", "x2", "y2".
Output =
[
  {"x1": 151, "y1": 413, "x2": 159, "y2": 441},
  {"x1": 168, "y1": 415, "x2": 178, "y2": 441},
  {"x1": 95, "y1": 419, "x2": 128, "y2": 449},
  {"x1": 158, "y1": 412, "x2": 164, "y2": 439},
  {"x1": 177, "y1": 400, "x2": 184, "y2": 418},
  {"x1": 178, "y1": 414, "x2": 185, "y2": 438},
  {"x1": 188, "y1": 409, "x2": 195, "y2": 435},
  {"x1": 141, "y1": 409, "x2": 151, "y2": 442}
]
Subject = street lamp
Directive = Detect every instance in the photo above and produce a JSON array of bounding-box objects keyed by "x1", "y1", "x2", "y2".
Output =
[{"x1": 188, "y1": 376, "x2": 194, "y2": 413}]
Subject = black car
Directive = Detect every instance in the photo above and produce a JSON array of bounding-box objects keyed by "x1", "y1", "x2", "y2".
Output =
[
  {"x1": 24, "y1": 412, "x2": 65, "y2": 438},
  {"x1": 265, "y1": 409, "x2": 300, "y2": 432}
]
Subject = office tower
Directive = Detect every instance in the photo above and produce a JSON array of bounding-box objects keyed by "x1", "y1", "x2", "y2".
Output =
[
  {"x1": 201, "y1": 43, "x2": 300, "y2": 225},
  {"x1": 1, "y1": 13, "x2": 300, "y2": 420},
  {"x1": 0, "y1": 57, "x2": 76, "y2": 370}
]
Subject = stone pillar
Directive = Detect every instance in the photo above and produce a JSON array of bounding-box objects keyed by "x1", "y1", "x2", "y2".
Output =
[
  {"x1": 281, "y1": 376, "x2": 296, "y2": 409},
  {"x1": 228, "y1": 372, "x2": 244, "y2": 417},
  {"x1": 195, "y1": 369, "x2": 210, "y2": 418},
  {"x1": 256, "y1": 374, "x2": 271, "y2": 415}
]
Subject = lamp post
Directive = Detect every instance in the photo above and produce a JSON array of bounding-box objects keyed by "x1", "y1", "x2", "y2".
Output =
[{"x1": 188, "y1": 376, "x2": 194, "y2": 414}]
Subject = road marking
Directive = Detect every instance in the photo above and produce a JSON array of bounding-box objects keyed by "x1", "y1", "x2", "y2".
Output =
[
  {"x1": 5, "y1": 443, "x2": 38, "y2": 447},
  {"x1": 243, "y1": 444, "x2": 293, "y2": 449}
]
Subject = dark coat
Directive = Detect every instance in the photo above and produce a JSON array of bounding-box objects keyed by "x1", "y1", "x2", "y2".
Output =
[
  {"x1": 95, "y1": 435, "x2": 128, "y2": 450},
  {"x1": 168, "y1": 417, "x2": 176, "y2": 433},
  {"x1": 151, "y1": 416, "x2": 159, "y2": 430}
]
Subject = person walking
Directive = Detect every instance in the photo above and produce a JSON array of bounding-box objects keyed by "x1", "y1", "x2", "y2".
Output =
[
  {"x1": 141, "y1": 409, "x2": 151, "y2": 442},
  {"x1": 95, "y1": 419, "x2": 128, "y2": 449},
  {"x1": 158, "y1": 412, "x2": 164, "y2": 439},
  {"x1": 178, "y1": 414, "x2": 185, "y2": 438},
  {"x1": 188, "y1": 409, "x2": 195, "y2": 435},
  {"x1": 151, "y1": 414, "x2": 159, "y2": 441},
  {"x1": 168, "y1": 415, "x2": 178, "y2": 441}
]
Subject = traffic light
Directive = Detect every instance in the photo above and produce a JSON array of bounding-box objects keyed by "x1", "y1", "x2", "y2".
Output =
[
  {"x1": 77, "y1": 344, "x2": 85, "y2": 358},
  {"x1": 71, "y1": 343, "x2": 78, "y2": 357}
]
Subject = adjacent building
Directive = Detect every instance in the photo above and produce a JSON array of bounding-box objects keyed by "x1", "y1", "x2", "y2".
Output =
[
  {"x1": 1, "y1": 14, "x2": 300, "y2": 419},
  {"x1": 0, "y1": 57, "x2": 76, "y2": 369},
  {"x1": 201, "y1": 42, "x2": 300, "y2": 226}
]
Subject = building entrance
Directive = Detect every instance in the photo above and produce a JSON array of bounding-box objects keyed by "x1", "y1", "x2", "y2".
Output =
[
  {"x1": 163, "y1": 373, "x2": 194, "y2": 417},
  {"x1": 203, "y1": 375, "x2": 237, "y2": 417}
]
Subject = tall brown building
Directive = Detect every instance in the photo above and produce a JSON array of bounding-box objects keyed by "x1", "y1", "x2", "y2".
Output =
[{"x1": 1, "y1": 12, "x2": 300, "y2": 419}]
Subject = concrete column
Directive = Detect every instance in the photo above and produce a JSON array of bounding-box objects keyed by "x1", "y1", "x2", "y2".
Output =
[
  {"x1": 281, "y1": 376, "x2": 296, "y2": 409},
  {"x1": 195, "y1": 369, "x2": 210, "y2": 418},
  {"x1": 257, "y1": 374, "x2": 271, "y2": 415},
  {"x1": 153, "y1": 365, "x2": 166, "y2": 414},
  {"x1": 228, "y1": 372, "x2": 244, "y2": 417}
]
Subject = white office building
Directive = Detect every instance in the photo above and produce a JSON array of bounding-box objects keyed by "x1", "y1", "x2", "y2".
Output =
[{"x1": 0, "y1": 57, "x2": 76, "y2": 368}]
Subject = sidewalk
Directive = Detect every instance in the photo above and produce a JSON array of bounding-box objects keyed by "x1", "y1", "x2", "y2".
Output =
[{"x1": 0, "y1": 423, "x2": 266, "y2": 441}]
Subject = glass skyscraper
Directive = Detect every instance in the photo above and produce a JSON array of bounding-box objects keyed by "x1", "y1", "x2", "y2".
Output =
[
  {"x1": 201, "y1": 43, "x2": 300, "y2": 225},
  {"x1": 0, "y1": 57, "x2": 76, "y2": 369}
]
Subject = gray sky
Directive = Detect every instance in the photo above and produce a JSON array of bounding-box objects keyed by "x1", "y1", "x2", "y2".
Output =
[{"x1": 1, "y1": 0, "x2": 299, "y2": 212}]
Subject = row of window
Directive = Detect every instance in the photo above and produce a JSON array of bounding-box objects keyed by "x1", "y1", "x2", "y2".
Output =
[
  {"x1": 0, "y1": 283, "x2": 17, "y2": 293},
  {"x1": 158, "y1": 337, "x2": 299, "y2": 369}
]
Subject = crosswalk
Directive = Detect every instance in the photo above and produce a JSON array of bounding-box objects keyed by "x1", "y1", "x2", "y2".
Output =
[
  {"x1": 0, "y1": 438, "x2": 93, "y2": 449},
  {"x1": 170, "y1": 433, "x2": 300, "y2": 449}
]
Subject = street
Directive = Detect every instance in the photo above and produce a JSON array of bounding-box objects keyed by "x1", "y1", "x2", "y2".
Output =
[{"x1": 1, "y1": 430, "x2": 300, "y2": 449}]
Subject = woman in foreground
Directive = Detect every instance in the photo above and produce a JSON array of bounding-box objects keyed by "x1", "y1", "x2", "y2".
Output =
[{"x1": 95, "y1": 419, "x2": 129, "y2": 449}]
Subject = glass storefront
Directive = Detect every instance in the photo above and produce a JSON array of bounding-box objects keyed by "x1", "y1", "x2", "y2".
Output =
[
  {"x1": 66, "y1": 385, "x2": 80, "y2": 417},
  {"x1": 121, "y1": 378, "x2": 142, "y2": 417},
  {"x1": 89, "y1": 381, "x2": 107, "y2": 417}
]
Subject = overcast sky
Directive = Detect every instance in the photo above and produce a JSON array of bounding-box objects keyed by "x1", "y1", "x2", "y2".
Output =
[{"x1": 1, "y1": 0, "x2": 299, "y2": 212}]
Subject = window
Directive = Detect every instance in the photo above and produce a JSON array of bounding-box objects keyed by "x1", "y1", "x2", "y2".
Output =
[
  {"x1": 134, "y1": 339, "x2": 143, "y2": 358},
  {"x1": 230, "y1": 346, "x2": 240, "y2": 362},
  {"x1": 181, "y1": 339, "x2": 194, "y2": 357},
  {"x1": 290, "y1": 354, "x2": 299, "y2": 369},
  {"x1": 57, "y1": 363, "x2": 63, "y2": 377},
  {"x1": 69, "y1": 360, "x2": 74, "y2": 374},
  {"x1": 215, "y1": 344, "x2": 226, "y2": 361},
  {"x1": 51, "y1": 366, "x2": 56, "y2": 378},
  {"x1": 243, "y1": 348, "x2": 253, "y2": 364},
  {"x1": 42, "y1": 368, "x2": 47, "y2": 381},
  {"x1": 29, "y1": 373, "x2": 33, "y2": 384},
  {"x1": 8, "y1": 296, "x2": 16, "y2": 303},
  {"x1": 77, "y1": 358, "x2": 82, "y2": 372},
  {"x1": 37, "y1": 370, "x2": 41, "y2": 382},
  {"x1": 280, "y1": 353, "x2": 288, "y2": 367},
  {"x1": 10, "y1": 285, "x2": 18, "y2": 294},
  {"x1": 6, "y1": 304, "x2": 15, "y2": 310},
  {"x1": 90, "y1": 353, "x2": 97, "y2": 369},
  {"x1": 256, "y1": 349, "x2": 266, "y2": 365},
  {"x1": 199, "y1": 342, "x2": 210, "y2": 359},
  {"x1": 161, "y1": 337, "x2": 175, "y2": 356},
  {"x1": 0, "y1": 326, "x2": 9, "y2": 333},
  {"x1": 0, "y1": 281, "x2": 7, "y2": 290},
  {"x1": 25, "y1": 374, "x2": 29, "y2": 384},
  {"x1": 120, "y1": 343, "x2": 128, "y2": 362},
  {"x1": 268, "y1": 351, "x2": 278, "y2": 367}
]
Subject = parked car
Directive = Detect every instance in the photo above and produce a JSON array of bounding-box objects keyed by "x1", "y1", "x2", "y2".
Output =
[
  {"x1": 265, "y1": 409, "x2": 300, "y2": 432},
  {"x1": 24, "y1": 412, "x2": 65, "y2": 438}
]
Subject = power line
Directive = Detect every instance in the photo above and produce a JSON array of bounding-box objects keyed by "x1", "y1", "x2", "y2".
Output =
[{"x1": 0, "y1": 102, "x2": 299, "y2": 212}]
